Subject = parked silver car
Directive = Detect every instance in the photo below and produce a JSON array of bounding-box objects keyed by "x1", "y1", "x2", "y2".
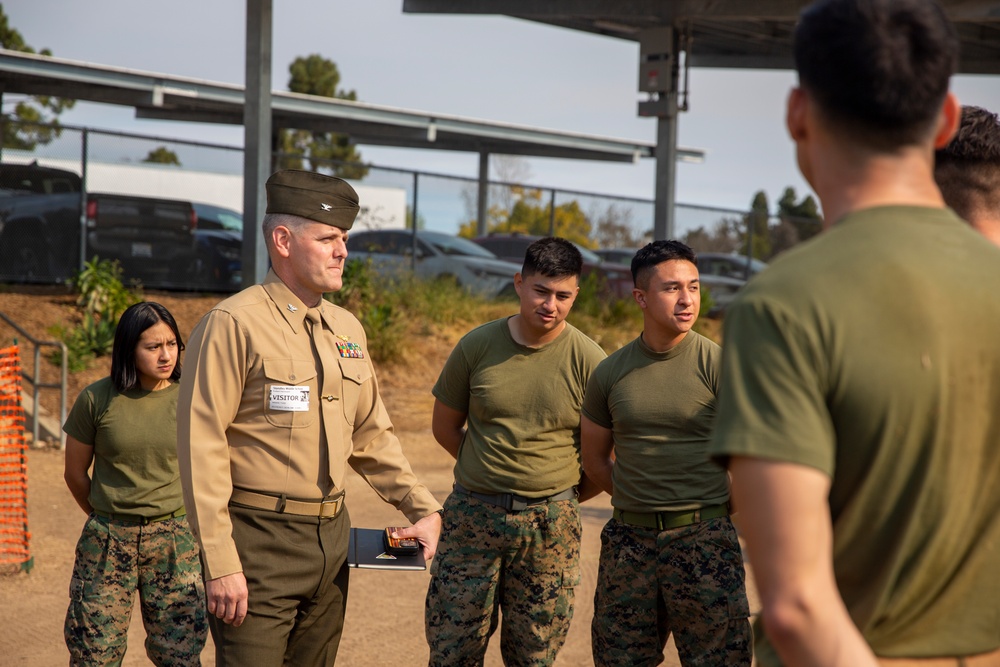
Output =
[
  {"x1": 346, "y1": 229, "x2": 521, "y2": 298},
  {"x1": 696, "y1": 252, "x2": 768, "y2": 282}
]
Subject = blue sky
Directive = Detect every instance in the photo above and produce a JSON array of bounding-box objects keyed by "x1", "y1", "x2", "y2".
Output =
[{"x1": 6, "y1": 0, "x2": 1000, "y2": 213}]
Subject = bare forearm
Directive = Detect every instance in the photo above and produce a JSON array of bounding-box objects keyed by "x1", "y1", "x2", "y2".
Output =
[
  {"x1": 64, "y1": 472, "x2": 93, "y2": 514},
  {"x1": 433, "y1": 428, "x2": 463, "y2": 459},
  {"x1": 763, "y1": 597, "x2": 878, "y2": 667},
  {"x1": 576, "y1": 469, "x2": 607, "y2": 502},
  {"x1": 730, "y1": 458, "x2": 878, "y2": 667},
  {"x1": 582, "y1": 453, "x2": 614, "y2": 496}
]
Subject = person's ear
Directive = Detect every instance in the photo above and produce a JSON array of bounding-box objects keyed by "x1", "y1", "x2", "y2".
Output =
[
  {"x1": 272, "y1": 225, "x2": 293, "y2": 259},
  {"x1": 633, "y1": 287, "x2": 647, "y2": 309},
  {"x1": 933, "y1": 92, "x2": 961, "y2": 149},
  {"x1": 786, "y1": 87, "x2": 808, "y2": 143}
]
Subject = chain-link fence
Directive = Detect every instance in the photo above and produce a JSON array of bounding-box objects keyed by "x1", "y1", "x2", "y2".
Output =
[{"x1": 0, "y1": 119, "x2": 821, "y2": 292}]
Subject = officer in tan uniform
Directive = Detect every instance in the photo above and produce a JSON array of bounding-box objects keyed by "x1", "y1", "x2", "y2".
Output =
[{"x1": 177, "y1": 169, "x2": 443, "y2": 666}]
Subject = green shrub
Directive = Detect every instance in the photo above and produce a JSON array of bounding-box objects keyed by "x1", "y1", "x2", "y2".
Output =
[
  {"x1": 51, "y1": 258, "x2": 141, "y2": 370},
  {"x1": 327, "y1": 259, "x2": 494, "y2": 363}
]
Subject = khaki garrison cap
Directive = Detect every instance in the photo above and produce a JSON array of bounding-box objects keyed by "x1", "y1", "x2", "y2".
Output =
[{"x1": 265, "y1": 169, "x2": 360, "y2": 230}]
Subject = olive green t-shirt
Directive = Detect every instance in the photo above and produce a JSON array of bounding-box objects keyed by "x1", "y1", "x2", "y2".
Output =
[
  {"x1": 709, "y1": 206, "x2": 1000, "y2": 660},
  {"x1": 63, "y1": 377, "x2": 184, "y2": 517},
  {"x1": 582, "y1": 332, "x2": 729, "y2": 512},
  {"x1": 433, "y1": 317, "x2": 606, "y2": 496}
]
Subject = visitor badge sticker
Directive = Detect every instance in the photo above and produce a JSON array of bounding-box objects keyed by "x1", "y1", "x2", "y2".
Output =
[{"x1": 269, "y1": 385, "x2": 310, "y2": 411}]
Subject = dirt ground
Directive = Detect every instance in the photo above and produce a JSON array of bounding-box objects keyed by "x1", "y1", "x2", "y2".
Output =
[{"x1": 0, "y1": 286, "x2": 758, "y2": 666}]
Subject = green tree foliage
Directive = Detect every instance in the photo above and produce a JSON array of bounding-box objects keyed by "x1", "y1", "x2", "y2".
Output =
[
  {"x1": 278, "y1": 54, "x2": 368, "y2": 180},
  {"x1": 0, "y1": 4, "x2": 76, "y2": 150},
  {"x1": 49, "y1": 258, "x2": 141, "y2": 371},
  {"x1": 742, "y1": 191, "x2": 773, "y2": 260},
  {"x1": 142, "y1": 146, "x2": 181, "y2": 166},
  {"x1": 778, "y1": 187, "x2": 822, "y2": 243},
  {"x1": 458, "y1": 187, "x2": 594, "y2": 247}
]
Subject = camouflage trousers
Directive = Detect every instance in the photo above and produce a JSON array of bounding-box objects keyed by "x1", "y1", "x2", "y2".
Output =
[
  {"x1": 425, "y1": 492, "x2": 582, "y2": 667},
  {"x1": 65, "y1": 514, "x2": 207, "y2": 666},
  {"x1": 592, "y1": 516, "x2": 751, "y2": 667}
]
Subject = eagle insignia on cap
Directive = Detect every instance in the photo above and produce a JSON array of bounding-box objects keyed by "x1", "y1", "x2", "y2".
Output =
[{"x1": 320, "y1": 203, "x2": 333, "y2": 211}]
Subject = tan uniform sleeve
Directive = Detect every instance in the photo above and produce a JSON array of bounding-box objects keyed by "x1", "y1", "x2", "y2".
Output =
[
  {"x1": 347, "y1": 332, "x2": 442, "y2": 523},
  {"x1": 177, "y1": 310, "x2": 247, "y2": 580}
]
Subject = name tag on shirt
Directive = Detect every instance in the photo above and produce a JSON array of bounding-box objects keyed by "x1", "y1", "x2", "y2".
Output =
[{"x1": 269, "y1": 385, "x2": 310, "y2": 412}]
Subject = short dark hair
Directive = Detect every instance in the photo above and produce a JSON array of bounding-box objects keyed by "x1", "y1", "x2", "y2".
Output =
[
  {"x1": 521, "y1": 237, "x2": 583, "y2": 278},
  {"x1": 111, "y1": 302, "x2": 184, "y2": 392},
  {"x1": 631, "y1": 240, "x2": 697, "y2": 288},
  {"x1": 794, "y1": 0, "x2": 958, "y2": 149},
  {"x1": 935, "y1": 105, "x2": 1000, "y2": 220}
]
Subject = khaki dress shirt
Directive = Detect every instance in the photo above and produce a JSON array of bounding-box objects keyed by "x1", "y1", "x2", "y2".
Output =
[{"x1": 177, "y1": 270, "x2": 441, "y2": 579}]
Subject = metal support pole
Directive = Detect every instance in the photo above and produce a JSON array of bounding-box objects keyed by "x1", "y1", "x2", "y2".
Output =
[
  {"x1": 78, "y1": 129, "x2": 89, "y2": 272},
  {"x1": 653, "y1": 101, "x2": 679, "y2": 241},
  {"x1": 638, "y1": 25, "x2": 681, "y2": 242},
  {"x1": 411, "y1": 172, "x2": 419, "y2": 273},
  {"x1": 32, "y1": 345, "x2": 40, "y2": 448},
  {"x1": 477, "y1": 151, "x2": 489, "y2": 237},
  {"x1": 242, "y1": 0, "x2": 273, "y2": 288},
  {"x1": 548, "y1": 189, "x2": 556, "y2": 236}
]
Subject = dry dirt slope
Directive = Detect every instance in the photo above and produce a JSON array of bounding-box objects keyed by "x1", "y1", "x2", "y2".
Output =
[{"x1": 0, "y1": 285, "x2": 757, "y2": 666}]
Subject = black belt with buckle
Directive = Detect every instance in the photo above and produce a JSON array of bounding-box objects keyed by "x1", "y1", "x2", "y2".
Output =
[{"x1": 453, "y1": 482, "x2": 577, "y2": 512}]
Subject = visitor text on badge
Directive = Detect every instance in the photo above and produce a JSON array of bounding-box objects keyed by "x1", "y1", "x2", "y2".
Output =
[{"x1": 269, "y1": 385, "x2": 310, "y2": 412}]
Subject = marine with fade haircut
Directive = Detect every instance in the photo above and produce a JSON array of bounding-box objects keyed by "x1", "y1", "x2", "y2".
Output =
[
  {"x1": 426, "y1": 236, "x2": 607, "y2": 666},
  {"x1": 583, "y1": 239, "x2": 751, "y2": 667},
  {"x1": 708, "y1": 0, "x2": 1000, "y2": 665},
  {"x1": 935, "y1": 105, "x2": 1000, "y2": 246}
]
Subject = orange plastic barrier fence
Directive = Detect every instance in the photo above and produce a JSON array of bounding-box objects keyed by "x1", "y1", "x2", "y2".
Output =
[{"x1": 0, "y1": 345, "x2": 32, "y2": 573}]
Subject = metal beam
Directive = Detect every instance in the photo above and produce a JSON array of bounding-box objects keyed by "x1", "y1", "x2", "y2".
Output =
[
  {"x1": 0, "y1": 51, "x2": 672, "y2": 165},
  {"x1": 243, "y1": 0, "x2": 272, "y2": 287},
  {"x1": 477, "y1": 152, "x2": 489, "y2": 236},
  {"x1": 403, "y1": 0, "x2": 810, "y2": 20}
]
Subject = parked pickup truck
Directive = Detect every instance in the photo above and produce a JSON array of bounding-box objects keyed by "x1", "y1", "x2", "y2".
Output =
[{"x1": 0, "y1": 162, "x2": 201, "y2": 288}]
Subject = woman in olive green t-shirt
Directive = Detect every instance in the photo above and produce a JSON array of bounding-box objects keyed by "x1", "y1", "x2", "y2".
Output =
[{"x1": 63, "y1": 302, "x2": 206, "y2": 665}]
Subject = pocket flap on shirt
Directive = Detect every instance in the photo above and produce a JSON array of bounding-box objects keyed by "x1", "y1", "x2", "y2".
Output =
[
  {"x1": 263, "y1": 358, "x2": 318, "y2": 385},
  {"x1": 338, "y1": 357, "x2": 372, "y2": 385}
]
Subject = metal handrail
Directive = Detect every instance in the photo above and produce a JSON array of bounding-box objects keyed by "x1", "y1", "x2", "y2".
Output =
[{"x1": 0, "y1": 311, "x2": 68, "y2": 449}]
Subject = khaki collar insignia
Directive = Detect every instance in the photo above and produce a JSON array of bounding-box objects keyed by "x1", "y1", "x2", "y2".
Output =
[{"x1": 287, "y1": 304, "x2": 298, "y2": 313}]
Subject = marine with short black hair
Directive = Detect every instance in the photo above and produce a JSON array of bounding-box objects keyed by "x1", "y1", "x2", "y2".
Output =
[
  {"x1": 582, "y1": 240, "x2": 751, "y2": 667},
  {"x1": 425, "y1": 236, "x2": 606, "y2": 666},
  {"x1": 708, "y1": 1, "x2": 1000, "y2": 664},
  {"x1": 935, "y1": 104, "x2": 1000, "y2": 246}
]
